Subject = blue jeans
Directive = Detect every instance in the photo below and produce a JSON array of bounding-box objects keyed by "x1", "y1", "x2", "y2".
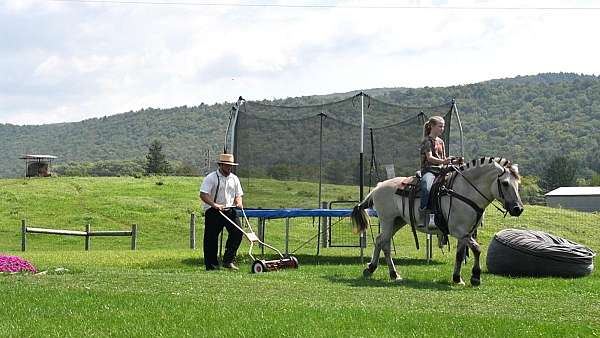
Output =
[{"x1": 419, "y1": 171, "x2": 436, "y2": 210}]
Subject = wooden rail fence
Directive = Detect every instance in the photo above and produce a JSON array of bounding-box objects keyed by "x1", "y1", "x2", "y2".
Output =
[{"x1": 21, "y1": 220, "x2": 137, "y2": 251}]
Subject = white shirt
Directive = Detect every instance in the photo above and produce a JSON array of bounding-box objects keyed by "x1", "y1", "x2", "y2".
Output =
[{"x1": 199, "y1": 170, "x2": 243, "y2": 211}]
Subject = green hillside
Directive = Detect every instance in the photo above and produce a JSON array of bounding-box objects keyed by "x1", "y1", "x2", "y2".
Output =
[
  {"x1": 1, "y1": 72, "x2": 599, "y2": 179},
  {"x1": 0, "y1": 104, "x2": 232, "y2": 177},
  {"x1": 0, "y1": 176, "x2": 360, "y2": 251}
]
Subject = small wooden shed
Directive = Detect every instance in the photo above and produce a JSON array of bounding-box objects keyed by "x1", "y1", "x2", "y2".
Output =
[
  {"x1": 545, "y1": 187, "x2": 600, "y2": 212},
  {"x1": 20, "y1": 155, "x2": 57, "y2": 178}
]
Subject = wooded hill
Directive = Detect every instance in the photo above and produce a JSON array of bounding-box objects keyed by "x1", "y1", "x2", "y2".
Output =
[{"x1": 1, "y1": 72, "x2": 598, "y2": 179}]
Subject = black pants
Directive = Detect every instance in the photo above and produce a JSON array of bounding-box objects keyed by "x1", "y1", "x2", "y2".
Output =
[{"x1": 203, "y1": 208, "x2": 243, "y2": 270}]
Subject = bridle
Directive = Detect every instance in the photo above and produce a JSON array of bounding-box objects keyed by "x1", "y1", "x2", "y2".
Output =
[{"x1": 449, "y1": 165, "x2": 510, "y2": 217}]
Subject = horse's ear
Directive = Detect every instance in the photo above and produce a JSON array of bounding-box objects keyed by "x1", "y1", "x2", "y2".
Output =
[
  {"x1": 512, "y1": 164, "x2": 520, "y2": 176},
  {"x1": 493, "y1": 161, "x2": 505, "y2": 175}
]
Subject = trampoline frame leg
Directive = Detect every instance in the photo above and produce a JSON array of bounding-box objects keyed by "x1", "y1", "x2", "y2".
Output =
[{"x1": 426, "y1": 234, "x2": 433, "y2": 262}]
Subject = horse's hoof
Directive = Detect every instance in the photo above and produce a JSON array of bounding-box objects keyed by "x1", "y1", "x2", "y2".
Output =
[
  {"x1": 392, "y1": 276, "x2": 403, "y2": 283},
  {"x1": 470, "y1": 277, "x2": 481, "y2": 287},
  {"x1": 389, "y1": 270, "x2": 402, "y2": 281},
  {"x1": 452, "y1": 274, "x2": 464, "y2": 285},
  {"x1": 453, "y1": 275, "x2": 465, "y2": 286},
  {"x1": 363, "y1": 268, "x2": 372, "y2": 279},
  {"x1": 367, "y1": 263, "x2": 377, "y2": 273}
]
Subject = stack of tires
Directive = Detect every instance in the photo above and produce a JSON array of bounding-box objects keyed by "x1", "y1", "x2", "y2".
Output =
[{"x1": 487, "y1": 228, "x2": 595, "y2": 278}]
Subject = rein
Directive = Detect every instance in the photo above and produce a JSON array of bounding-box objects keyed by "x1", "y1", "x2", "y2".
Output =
[{"x1": 449, "y1": 166, "x2": 509, "y2": 217}]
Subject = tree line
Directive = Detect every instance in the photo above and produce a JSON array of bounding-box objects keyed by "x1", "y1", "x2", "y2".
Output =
[{"x1": 1, "y1": 72, "x2": 598, "y2": 199}]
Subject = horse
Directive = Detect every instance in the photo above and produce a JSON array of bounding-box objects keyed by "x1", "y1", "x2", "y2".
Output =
[{"x1": 351, "y1": 157, "x2": 524, "y2": 286}]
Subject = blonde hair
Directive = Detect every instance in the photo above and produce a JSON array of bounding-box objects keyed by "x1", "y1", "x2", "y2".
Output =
[{"x1": 423, "y1": 116, "x2": 445, "y2": 137}]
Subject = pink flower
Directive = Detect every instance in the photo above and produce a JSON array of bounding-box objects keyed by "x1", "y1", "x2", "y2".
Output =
[{"x1": 0, "y1": 255, "x2": 37, "y2": 274}]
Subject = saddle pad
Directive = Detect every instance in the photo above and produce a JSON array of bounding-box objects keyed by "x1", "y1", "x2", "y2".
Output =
[{"x1": 378, "y1": 176, "x2": 416, "y2": 190}]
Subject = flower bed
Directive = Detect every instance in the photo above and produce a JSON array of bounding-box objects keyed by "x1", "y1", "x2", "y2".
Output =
[{"x1": 0, "y1": 255, "x2": 37, "y2": 274}]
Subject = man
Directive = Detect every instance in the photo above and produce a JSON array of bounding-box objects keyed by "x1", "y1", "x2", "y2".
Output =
[{"x1": 199, "y1": 153, "x2": 244, "y2": 270}]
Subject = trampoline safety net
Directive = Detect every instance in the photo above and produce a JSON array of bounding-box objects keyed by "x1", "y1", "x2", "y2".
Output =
[{"x1": 231, "y1": 93, "x2": 460, "y2": 209}]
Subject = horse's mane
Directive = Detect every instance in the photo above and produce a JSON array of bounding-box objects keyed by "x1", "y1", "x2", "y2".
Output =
[{"x1": 456, "y1": 157, "x2": 520, "y2": 180}]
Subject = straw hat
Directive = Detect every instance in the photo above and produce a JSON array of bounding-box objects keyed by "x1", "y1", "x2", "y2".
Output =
[{"x1": 217, "y1": 153, "x2": 238, "y2": 166}]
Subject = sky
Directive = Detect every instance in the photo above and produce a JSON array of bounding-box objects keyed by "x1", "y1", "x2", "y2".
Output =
[{"x1": 1, "y1": 0, "x2": 599, "y2": 125}]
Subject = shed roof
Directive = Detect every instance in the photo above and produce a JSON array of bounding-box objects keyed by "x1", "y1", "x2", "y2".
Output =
[
  {"x1": 545, "y1": 187, "x2": 600, "y2": 197},
  {"x1": 19, "y1": 155, "x2": 57, "y2": 160}
]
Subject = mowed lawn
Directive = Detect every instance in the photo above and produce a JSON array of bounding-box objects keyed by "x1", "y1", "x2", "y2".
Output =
[{"x1": 0, "y1": 177, "x2": 598, "y2": 337}]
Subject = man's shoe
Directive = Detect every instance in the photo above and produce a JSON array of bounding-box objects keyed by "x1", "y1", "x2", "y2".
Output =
[
  {"x1": 206, "y1": 264, "x2": 220, "y2": 271},
  {"x1": 223, "y1": 262, "x2": 239, "y2": 271}
]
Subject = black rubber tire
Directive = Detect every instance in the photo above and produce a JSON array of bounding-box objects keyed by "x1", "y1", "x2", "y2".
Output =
[{"x1": 486, "y1": 229, "x2": 595, "y2": 278}]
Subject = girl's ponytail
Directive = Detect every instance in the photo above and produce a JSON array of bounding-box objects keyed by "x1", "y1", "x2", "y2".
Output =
[{"x1": 423, "y1": 116, "x2": 445, "y2": 137}]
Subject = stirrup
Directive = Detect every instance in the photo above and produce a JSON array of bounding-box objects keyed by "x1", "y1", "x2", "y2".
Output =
[{"x1": 420, "y1": 213, "x2": 436, "y2": 229}]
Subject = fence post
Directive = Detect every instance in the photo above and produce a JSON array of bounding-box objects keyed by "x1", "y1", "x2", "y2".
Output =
[
  {"x1": 131, "y1": 224, "x2": 137, "y2": 250},
  {"x1": 190, "y1": 212, "x2": 196, "y2": 249},
  {"x1": 21, "y1": 220, "x2": 26, "y2": 252},
  {"x1": 85, "y1": 224, "x2": 91, "y2": 251}
]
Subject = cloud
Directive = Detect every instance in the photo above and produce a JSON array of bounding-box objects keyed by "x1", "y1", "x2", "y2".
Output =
[{"x1": 1, "y1": 0, "x2": 598, "y2": 125}]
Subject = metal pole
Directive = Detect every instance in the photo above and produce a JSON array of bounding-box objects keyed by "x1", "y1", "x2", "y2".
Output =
[
  {"x1": 190, "y1": 212, "x2": 196, "y2": 249},
  {"x1": 318, "y1": 113, "x2": 324, "y2": 209},
  {"x1": 452, "y1": 100, "x2": 465, "y2": 158},
  {"x1": 229, "y1": 96, "x2": 244, "y2": 157},
  {"x1": 318, "y1": 201, "x2": 328, "y2": 255},
  {"x1": 360, "y1": 93, "x2": 365, "y2": 201},
  {"x1": 259, "y1": 218, "x2": 265, "y2": 255},
  {"x1": 360, "y1": 93, "x2": 366, "y2": 262},
  {"x1": 285, "y1": 218, "x2": 290, "y2": 255},
  {"x1": 426, "y1": 234, "x2": 432, "y2": 262}
]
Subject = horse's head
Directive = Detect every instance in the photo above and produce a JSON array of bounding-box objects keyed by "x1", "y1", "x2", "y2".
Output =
[{"x1": 492, "y1": 160, "x2": 524, "y2": 216}]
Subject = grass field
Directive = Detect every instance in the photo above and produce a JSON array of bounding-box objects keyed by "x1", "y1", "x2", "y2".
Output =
[{"x1": 0, "y1": 177, "x2": 598, "y2": 337}]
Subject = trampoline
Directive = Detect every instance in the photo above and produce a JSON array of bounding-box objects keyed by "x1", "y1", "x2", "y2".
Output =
[{"x1": 237, "y1": 208, "x2": 377, "y2": 255}]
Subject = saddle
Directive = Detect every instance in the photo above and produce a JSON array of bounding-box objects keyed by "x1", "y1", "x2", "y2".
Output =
[
  {"x1": 391, "y1": 162, "x2": 486, "y2": 251},
  {"x1": 394, "y1": 169, "x2": 455, "y2": 236}
]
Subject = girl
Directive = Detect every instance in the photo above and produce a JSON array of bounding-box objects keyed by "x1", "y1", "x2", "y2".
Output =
[{"x1": 419, "y1": 116, "x2": 455, "y2": 219}]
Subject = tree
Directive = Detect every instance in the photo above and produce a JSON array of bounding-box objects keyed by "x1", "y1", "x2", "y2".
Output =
[
  {"x1": 540, "y1": 155, "x2": 577, "y2": 192},
  {"x1": 145, "y1": 140, "x2": 171, "y2": 175}
]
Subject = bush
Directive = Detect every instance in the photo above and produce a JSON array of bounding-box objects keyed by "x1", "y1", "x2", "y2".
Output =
[{"x1": 54, "y1": 160, "x2": 145, "y2": 177}]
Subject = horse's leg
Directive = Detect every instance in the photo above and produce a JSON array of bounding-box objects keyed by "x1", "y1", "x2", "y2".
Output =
[
  {"x1": 363, "y1": 230, "x2": 384, "y2": 278},
  {"x1": 466, "y1": 236, "x2": 482, "y2": 286},
  {"x1": 452, "y1": 237, "x2": 468, "y2": 285},
  {"x1": 382, "y1": 224, "x2": 402, "y2": 281}
]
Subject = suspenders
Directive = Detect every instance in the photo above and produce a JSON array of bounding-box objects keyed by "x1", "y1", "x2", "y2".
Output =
[{"x1": 213, "y1": 172, "x2": 221, "y2": 204}]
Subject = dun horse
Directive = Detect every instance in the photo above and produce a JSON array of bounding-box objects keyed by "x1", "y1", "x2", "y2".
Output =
[{"x1": 351, "y1": 157, "x2": 524, "y2": 286}]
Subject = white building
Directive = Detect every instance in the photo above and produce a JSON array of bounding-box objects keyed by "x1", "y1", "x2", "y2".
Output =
[{"x1": 545, "y1": 187, "x2": 600, "y2": 212}]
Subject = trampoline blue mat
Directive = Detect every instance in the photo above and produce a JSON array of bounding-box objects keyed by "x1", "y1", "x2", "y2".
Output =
[{"x1": 238, "y1": 208, "x2": 377, "y2": 219}]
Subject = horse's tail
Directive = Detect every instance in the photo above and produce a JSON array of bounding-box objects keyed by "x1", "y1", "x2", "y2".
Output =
[{"x1": 351, "y1": 190, "x2": 375, "y2": 234}]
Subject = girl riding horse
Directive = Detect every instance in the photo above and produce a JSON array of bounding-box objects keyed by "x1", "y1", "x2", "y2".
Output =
[{"x1": 351, "y1": 157, "x2": 524, "y2": 286}]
